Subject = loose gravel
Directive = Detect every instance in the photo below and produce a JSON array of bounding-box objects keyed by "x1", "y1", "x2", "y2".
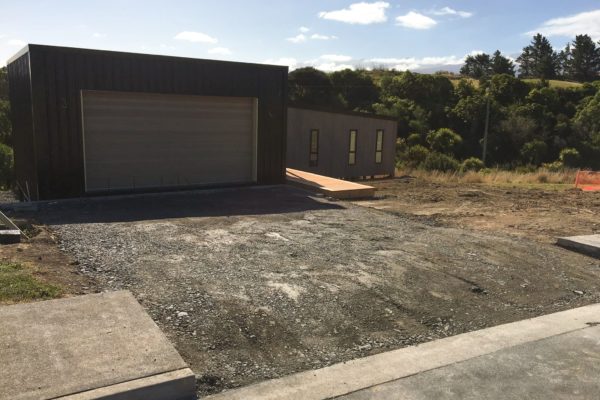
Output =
[{"x1": 37, "y1": 186, "x2": 600, "y2": 396}]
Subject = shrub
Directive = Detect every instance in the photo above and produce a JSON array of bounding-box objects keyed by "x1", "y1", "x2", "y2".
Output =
[
  {"x1": 406, "y1": 133, "x2": 422, "y2": 147},
  {"x1": 542, "y1": 160, "x2": 564, "y2": 172},
  {"x1": 0, "y1": 143, "x2": 13, "y2": 188},
  {"x1": 558, "y1": 147, "x2": 581, "y2": 168},
  {"x1": 461, "y1": 157, "x2": 485, "y2": 172},
  {"x1": 426, "y1": 128, "x2": 463, "y2": 155},
  {"x1": 421, "y1": 152, "x2": 460, "y2": 172},
  {"x1": 405, "y1": 145, "x2": 430, "y2": 167}
]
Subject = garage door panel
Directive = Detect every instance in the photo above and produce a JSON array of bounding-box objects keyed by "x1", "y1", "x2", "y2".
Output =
[{"x1": 82, "y1": 91, "x2": 256, "y2": 191}]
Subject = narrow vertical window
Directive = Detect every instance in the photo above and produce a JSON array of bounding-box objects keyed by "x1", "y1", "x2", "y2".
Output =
[
  {"x1": 309, "y1": 129, "x2": 319, "y2": 166},
  {"x1": 348, "y1": 129, "x2": 357, "y2": 165},
  {"x1": 375, "y1": 129, "x2": 384, "y2": 164}
]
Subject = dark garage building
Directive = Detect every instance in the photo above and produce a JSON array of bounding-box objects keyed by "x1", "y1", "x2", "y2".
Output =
[
  {"x1": 7, "y1": 44, "x2": 288, "y2": 200},
  {"x1": 287, "y1": 106, "x2": 397, "y2": 179}
]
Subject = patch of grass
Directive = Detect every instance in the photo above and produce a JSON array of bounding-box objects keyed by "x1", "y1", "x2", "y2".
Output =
[
  {"x1": 522, "y1": 79, "x2": 583, "y2": 89},
  {"x1": 0, "y1": 262, "x2": 61, "y2": 303},
  {"x1": 396, "y1": 168, "x2": 578, "y2": 188}
]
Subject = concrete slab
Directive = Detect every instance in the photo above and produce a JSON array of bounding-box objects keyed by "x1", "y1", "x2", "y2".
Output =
[
  {"x1": 557, "y1": 234, "x2": 600, "y2": 259},
  {"x1": 341, "y1": 325, "x2": 600, "y2": 399},
  {"x1": 0, "y1": 291, "x2": 196, "y2": 400},
  {"x1": 206, "y1": 303, "x2": 600, "y2": 400},
  {"x1": 286, "y1": 168, "x2": 375, "y2": 199}
]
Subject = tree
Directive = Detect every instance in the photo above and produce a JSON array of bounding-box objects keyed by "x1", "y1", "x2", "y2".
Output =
[
  {"x1": 491, "y1": 50, "x2": 515, "y2": 76},
  {"x1": 517, "y1": 34, "x2": 559, "y2": 79},
  {"x1": 426, "y1": 128, "x2": 463, "y2": 155},
  {"x1": 288, "y1": 67, "x2": 340, "y2": 107},
  {"x1": 460, "y1": 53, "x2": 492, "y2": 79},
  {"x1": 0, "y1": 142, "x2": 13, "y2": 188},
  {"x1": 330, "y1": 69, "x2": 380, "y2": 111},
  {"x1": 520, "y1": 139, "x2": 548, "y2": 165},
  {"x1": 565, "y1": 35, "x2": 600, "y2": 82}
]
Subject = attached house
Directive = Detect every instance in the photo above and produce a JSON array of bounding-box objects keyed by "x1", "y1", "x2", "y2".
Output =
[{"x1": 287, "y1": 106, "x2": 397, "y2": 179}]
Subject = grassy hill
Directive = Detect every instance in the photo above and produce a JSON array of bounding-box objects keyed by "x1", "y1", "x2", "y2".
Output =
[{"x1": 362, "y1": 69, "x2": 584, "y2": 90}]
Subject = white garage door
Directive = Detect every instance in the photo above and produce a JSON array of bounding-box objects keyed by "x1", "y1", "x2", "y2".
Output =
[{"x1": 81, "y1": 90, "x2": 257, "y2": 192}]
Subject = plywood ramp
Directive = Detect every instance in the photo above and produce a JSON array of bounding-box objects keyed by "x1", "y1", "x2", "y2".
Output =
[{"x1": 286, "y1": 168, "x2": 375, "y2": 199}]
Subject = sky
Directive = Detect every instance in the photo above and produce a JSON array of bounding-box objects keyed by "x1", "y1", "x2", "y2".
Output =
[{"x1": 1, "y1": 1, "x2": 599, "y2": 72}]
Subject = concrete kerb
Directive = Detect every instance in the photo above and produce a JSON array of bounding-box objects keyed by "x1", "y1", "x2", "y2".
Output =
[
  {"x1": 206, "y1": 303, "x2": 600, "y2": 400},
  {"x1": 557, "y1": 235, "x2": 600, "y2": 259}
]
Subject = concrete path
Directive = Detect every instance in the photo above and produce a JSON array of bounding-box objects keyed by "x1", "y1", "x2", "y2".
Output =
[
  {"x1": 557, "y1": 234, "x2": 600, "y2": 259},
  {"x1": 207, "y1": 304, "x2": 600, "y2": 400},
  {"x1": 0, "y1": 291, "x2": 196, "y2": 400},
  {"x1": 286, "y1": 168, "x2": 375, "y2": 199}
]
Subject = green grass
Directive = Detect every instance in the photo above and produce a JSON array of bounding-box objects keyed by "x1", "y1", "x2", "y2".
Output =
[
  {"x1": 520, "y1": 79, "x2": 583, "y2": 88},
  {"x1": 0, "y1": 263, "x2": 61, "y2": 303}
]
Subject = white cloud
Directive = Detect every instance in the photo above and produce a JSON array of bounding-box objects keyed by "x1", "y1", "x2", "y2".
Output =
[
  {"x1": 287, "y1": 34, "x2": 307, "y2": 43},
  {"x1": 315, "y1": 63, "x2": 354, "y2": 72},
  {"x1": 174, "y1": 31, "x2": 218, "y2": 44},
  {"x1": 92, "y1": 32, "x2": 107, "y2": 38},
  {"x1": 367, "y1": 51, "x2": 481, "y2": 71},
  {"x1": 299, "y1": 26, "x2": 310, "y2": 33},
  {"x1": 431, "y1": 6, "x2": 473, "y2": 18},
  {"x1": 7, "y1": 39, "x2": 26, "y2": 47},
  {"x1": 287, "y1": 33, "x2": 337, "y2": 43},
  {"x1": 263, "y1": 50, "x2": 482, "y2": 73},
  {"x1": 208, "y1": 47, "x2": 232, "y2": 55},
  {"x1": 318, "y1": 1, "x2": 389, "y2": 25},
  {"x1": 396, "y1": 11, "x2": 437, "y2": 29},
  {"x1": 527, "y1": 9, "x2": 600, "y2": 41},
  {"x1": 311, "y1": 33, "x2": 337, "y2": 40},
  {"x1": 320, "y1": 54, "x2": 352, "y2": 62}
]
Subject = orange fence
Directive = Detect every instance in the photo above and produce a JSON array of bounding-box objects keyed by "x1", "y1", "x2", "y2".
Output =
[{"x1": 575, "y1": 170, "x2": 600, "y2": 192}]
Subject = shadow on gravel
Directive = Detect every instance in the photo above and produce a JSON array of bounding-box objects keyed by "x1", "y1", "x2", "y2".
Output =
[{"x1": 36, "y1": 186, "x2": 344, "y2": 224}]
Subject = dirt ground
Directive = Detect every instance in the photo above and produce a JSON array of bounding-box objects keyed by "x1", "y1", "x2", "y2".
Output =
[
  {"x1": 6, "y1": 184, "x2": 596, "y2": 396},
  {"x1": 359, "y1": 177, "x2": 600, "y2": 244}
]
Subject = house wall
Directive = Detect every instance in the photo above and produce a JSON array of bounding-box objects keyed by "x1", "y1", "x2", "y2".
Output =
[
  {"x1": 287, "y1": 107, "x2": 397, "y2": 178},
  {"x1": 7, "y1": 44, "x2": 288, "y2": 200}
]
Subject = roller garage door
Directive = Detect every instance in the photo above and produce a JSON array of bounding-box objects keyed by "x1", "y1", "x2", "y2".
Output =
[{"x1": 81, "y1": 91, "x2": 257, "y2": 192}]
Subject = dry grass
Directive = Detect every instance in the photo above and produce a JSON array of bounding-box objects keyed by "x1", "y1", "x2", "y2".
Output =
[{"x1": 396, "y1": 168, "x2": 578, "y2": 189}]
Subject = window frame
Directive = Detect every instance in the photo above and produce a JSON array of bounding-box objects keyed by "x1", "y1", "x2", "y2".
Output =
[
  {"x1": 309, "y1": 128, "x2": 319, "y2": 167},
  {"x1": 348, "y1": 129, "x2": 357, "y2": 166},
  {"x1": 375, "y1": 129, "x2": 384, "y2": 164}
]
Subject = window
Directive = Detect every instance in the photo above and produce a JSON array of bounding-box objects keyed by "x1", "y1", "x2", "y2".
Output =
[
  {"x1": 375, "y1": 129, "x2": 384, "y2": 164},
  {"x1": 348, "y1": 129, "x2": 357, "y2": 165},
  {"x1": 309, "y1": 129, "x2": 319, "y2": 166}
]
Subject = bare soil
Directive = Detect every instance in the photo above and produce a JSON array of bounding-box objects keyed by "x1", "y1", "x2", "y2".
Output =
[
  {"x1": 0, "y1": 216, "x2": 96, "y2": 305},
  {"x1": 19, "y1": 185, "x2": 600, "y2": 397},
  {"x1": 359, "y1": 177, "x2": 600, "y2": 244}
]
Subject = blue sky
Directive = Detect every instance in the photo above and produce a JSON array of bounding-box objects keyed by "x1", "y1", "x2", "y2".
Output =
[{"x1": 1, "y1": 1, "x2": 599, "y2": 71}]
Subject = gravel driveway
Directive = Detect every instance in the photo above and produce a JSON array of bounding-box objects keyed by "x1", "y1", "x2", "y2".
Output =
[{"x1": 38, "y1": 186, "x2": 600, "y2": 396}]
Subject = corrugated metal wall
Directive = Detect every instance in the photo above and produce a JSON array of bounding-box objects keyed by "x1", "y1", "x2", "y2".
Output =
[
  {"x1": 7, "y1": 52, "x2": 37, "y2": 200},
  {"x1": 287, "y1": 107, "x2": 397, "y2": 178},
  {"x1": 9, "y1": 44, "x2": 288, "y2": 200}
]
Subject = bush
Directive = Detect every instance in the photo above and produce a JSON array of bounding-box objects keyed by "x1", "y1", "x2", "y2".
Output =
[
  {"x1": 461, "y1": 157, "x2": 485, "y2": 172},
  {"x1": 426, "y1": 128, "x2": 463, "y2": 155},
  {"x1": 558, "y1": 147, "x2": 581, "y2": 168},
  {"x1": 542, "y1": 160, "x2": 564, "y2": 172},
  {"x1": 421, "y1": 152, "x2": 460, "y2": 172},
  {"x1": 405, "y1": 145, "x2": 430, "y2": 167},
  {"x1": 406, "y1": 133, "x2": 422, "y2": 147},
  {"x1": 0, "y1": 143, "x2": 13, "y2": 188}
]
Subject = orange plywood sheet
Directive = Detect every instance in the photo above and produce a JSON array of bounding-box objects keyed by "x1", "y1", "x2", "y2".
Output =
[{"x1": 286, "y1": 168, "x2": 375, "y2": 199}]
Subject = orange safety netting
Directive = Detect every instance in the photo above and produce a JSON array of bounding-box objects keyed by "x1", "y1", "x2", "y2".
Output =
[{"x1": 575, "y1": 170, "x2": 600, "y2": 192}]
